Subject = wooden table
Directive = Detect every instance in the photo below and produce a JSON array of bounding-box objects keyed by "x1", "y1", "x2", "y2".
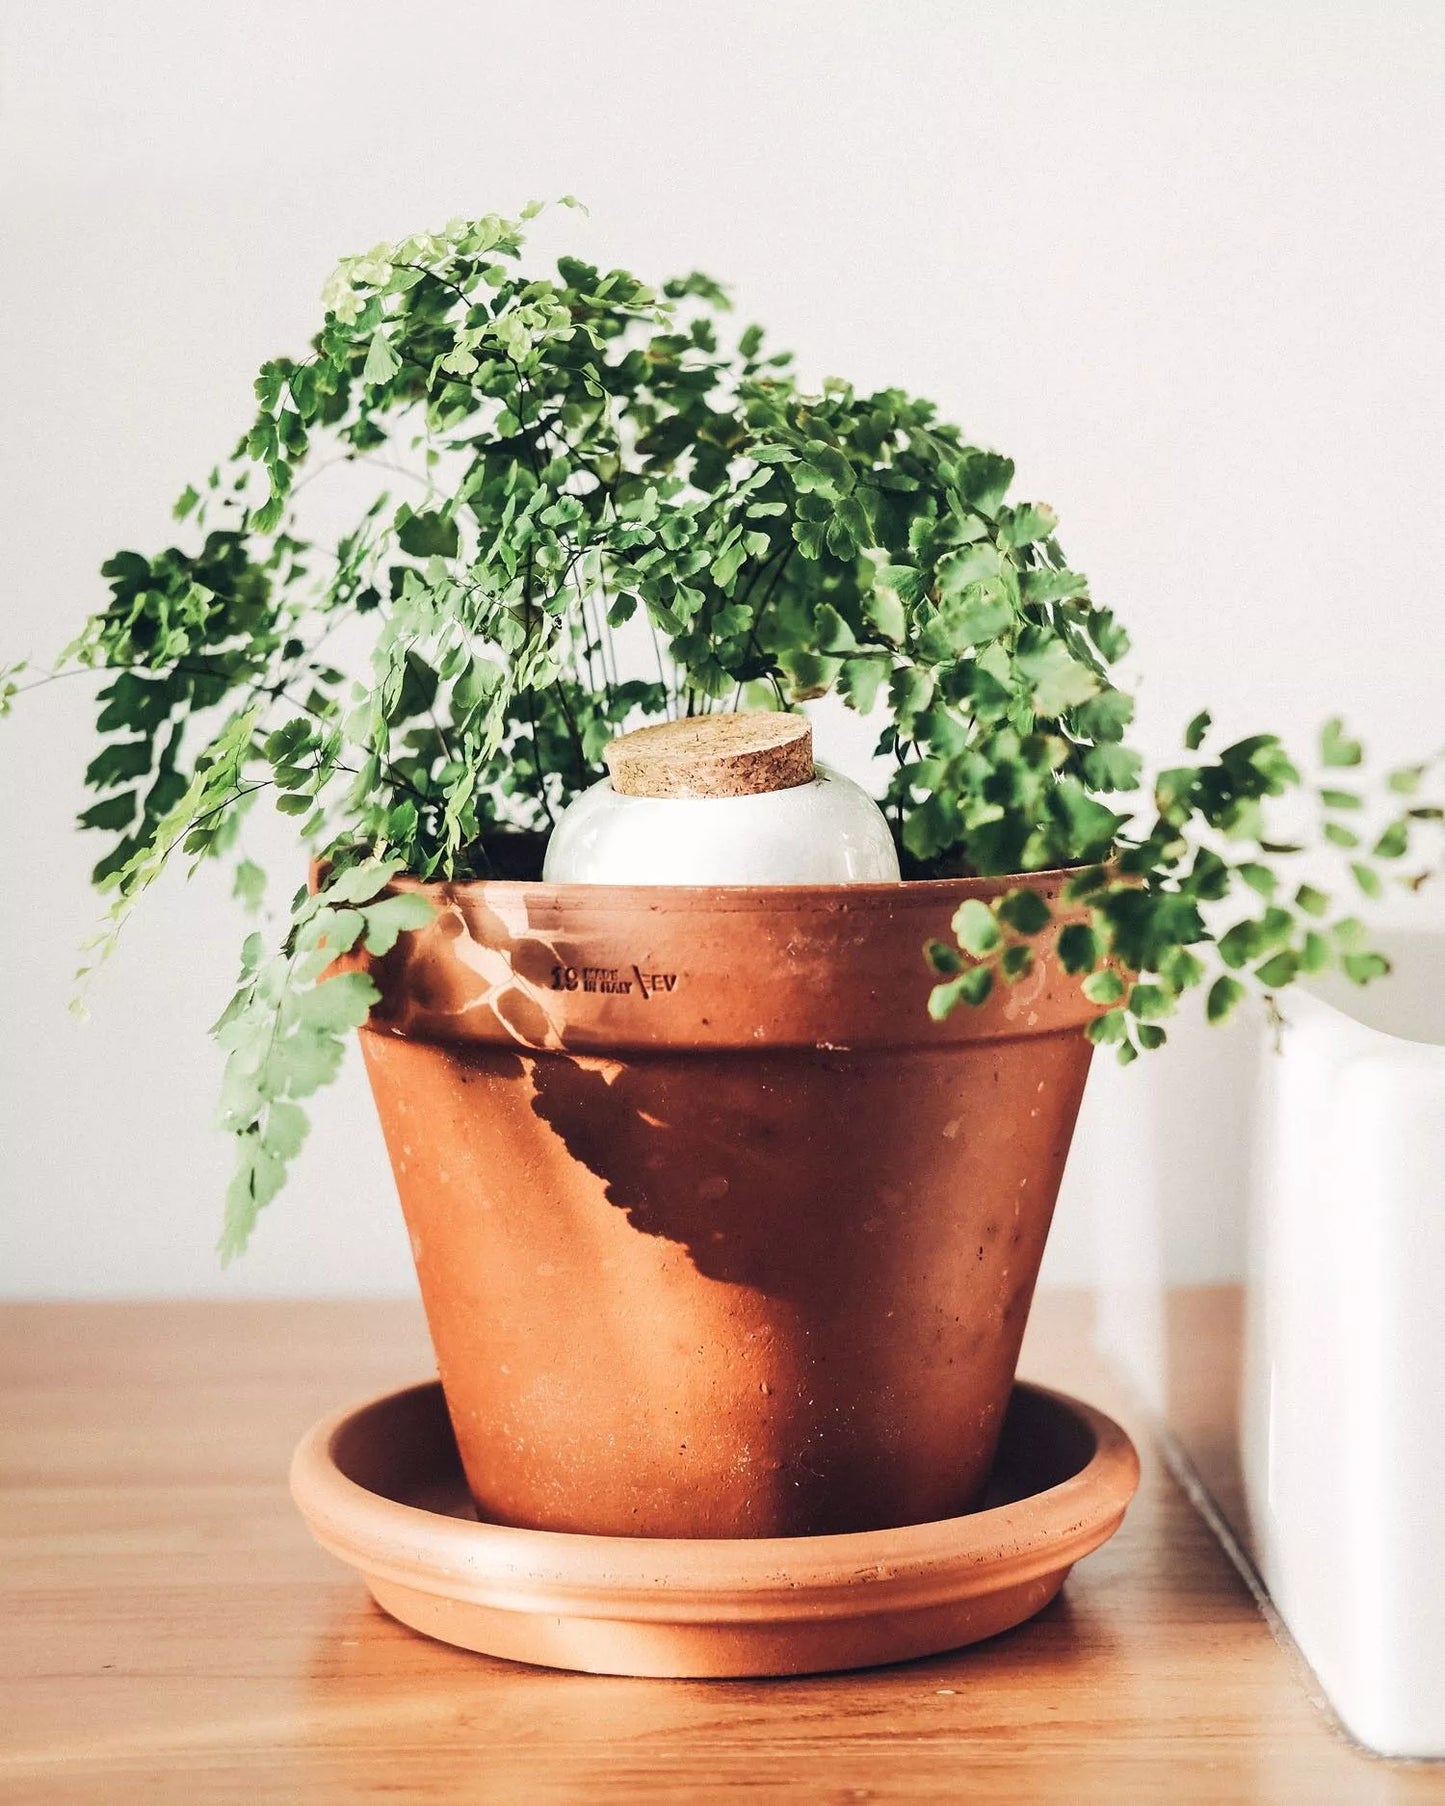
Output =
[{"x1": 2, "y1": 1296, "x2": 1439, "y2": 1804}]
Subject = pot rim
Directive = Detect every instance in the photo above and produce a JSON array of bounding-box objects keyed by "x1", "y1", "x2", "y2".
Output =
[
  {"x1": 290, "y1": 1378, "x2": 1139, "y2": 1622},
  {"x1": 368, "y1": 865, "x2": 1084, "y2": 911},
  {"x1": 339, "y1": 861, "x2": 1104, "y2": 1050}
]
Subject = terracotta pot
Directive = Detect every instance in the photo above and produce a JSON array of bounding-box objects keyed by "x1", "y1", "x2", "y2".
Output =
[{"x1": 352, "y1": 872, "x2": 1095, "y2": 1539}]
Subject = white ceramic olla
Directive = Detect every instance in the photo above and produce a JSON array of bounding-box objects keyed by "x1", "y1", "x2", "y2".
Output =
[
  {"x1": 544, "y1": 713, "x2": 900, "y2": 887},
  {"x1": 1242, "y1": 928, "x2": 1445, "y2": 1758},
  {"x1": 543, "y1": 763, "x2": 900, "y2": 886}
]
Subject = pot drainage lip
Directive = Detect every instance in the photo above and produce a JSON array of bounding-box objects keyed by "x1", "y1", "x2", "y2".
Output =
[{"x1": 290, "y1": 1378, "x2": 1139, "y2": 1678}]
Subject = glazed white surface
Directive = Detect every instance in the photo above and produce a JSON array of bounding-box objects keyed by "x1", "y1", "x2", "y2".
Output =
[
  {"x1": 542, "y1": 764, "x2": 901, "y2": 886},
  {"x1": 1240, "y1": 931, "x2": 1445, "y2": 1758}
]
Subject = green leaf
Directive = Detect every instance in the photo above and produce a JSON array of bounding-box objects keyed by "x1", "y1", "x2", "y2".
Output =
[
  {"x1": 901, "y1": 795, "x2": 956, "y2": 862},
  {"x1": 944, "y1": 590, "x2": 1013, "y2": 650},
  {"x1": 1342, "y1": 951, "x2": 1390, "y2": 984},
  {"x1": 1332, "y1": 916, "x2": 1368, "y2": 950},
  {"x1": 1000, "y1": 502, "x2": 1056, "y2": 549},
  {"x1": 264, "y1": 1098, "x2": 309, "y2": 1163},
  {"x1": 251, "y1": 493, "x2": 285, "y2": 534},
  {"x1": 325, "y1": 860, "x2": 402, "y2": 905},
  {"x1": 1085, "y1": 606, "x2": 1130, "y2": 663},
  {"x1": 996, "y1": 888, "x2": 1051, "y2": 935},
  {"x1": 1373, "y1": 821, "x2": 1409, "y2": 859},
  {"x1": 1022, "y1": 567, "x2": 1089, "y2": 605},
  {"x1": 1049, "y1": 781, "x2": 1123, "y2": 859},
  {"x1": 220, "y1": 1132, "x2": 283, "y2": 1264},
  {"x1": 1082, "y1": 968, "x2": 1126, "y2": 1005},
  {"x1": 1155, "y1": 766, "x2": 1198, "y2": 825},
  {"x1": 362, "y1": 330, "x2": 402, "y2": 386},
  {"x1": 1236, "y1": 862, "x2": 1277, "y2": 898},
  {"x1": 1071, "y1": 689, "x2": 1134, "y2": 741},
  {"x1": 1350, "y1": 861, "x2": 1383, "y2": 898},
  {"x1": 1056, "y1": 923, "x2": 1099, "y2": 974},
  {"x1": 952, "y1": 898, "x2": 1003, "y2": 957},
  {"x1": 1161, "y1": 946, "x2": 1206, "y2": 991},
  {"x1": 1082, "y1": 743, "x2": 1143, "y2": 792},
  {"x1": 1000, "y1": 943, "x2": 1035, "y2": 982},
  {"x1": 813, "y1": 603, "x2": 859, "y2": 655},
  {"x1": 925, "y1": 939, "x2": 962, "y2": 977},
  {"x1": 297, "y1": 906, "x2": 365, "y2": 955},
  {"x1": 361, "y1": 892, "x2": 436, "y2": 954},
  {"x1": 1217, "y1": 920, "x2": 1259, "y2": 968},
  {"x1": 1184, "y1": 710, "x2": 1212, "y2": 752},
  {"x1": 1294, "y1": 883, "x2": 1329, "y2": 917},
  {"x1": 929, "y1": 963, "x2": 994, "y2": 1017},
  {"x1": 1019, "y1": 640, "x2": 1099, "y2": 716},
  {"x1": 1255, "y1": 950, "x2": 1299, "y2": 989},
  {"x1": 397, "y1": 511, "x2": 460, "y2": 558},
  {"x1": 840, "y1": 656, "x2": 886, "y2": 715},
  {"x1": 936, "y1": 543, "x2": 1000, "y2": 596},
  {"x1": 710, "y1": 539, "x2": 747, "y2": 590},
  {"x1": 1086, "y1": 1008, "x2": 1127, "y2": 1045},
  {"x1": 871, "y1": 562, "x2": 925, "y2": 607},
  {"x1": 292, "y1": 970, "x2": 379, "y2": 1032},
  {"x1": 1320, "y1": 716, "x2": 1363, "y2": 768},
  {"x1": 957, "y1": 450, "x2": 1014, "y2": 514},
  {"x1": 1206, "y1": 975, "x2": 1246, "y2": 1023},
  {"x1": 233, "y1": 859, "x2": 266, "y2": 913},
  {"x1": 1063, "y1": 866, "x2": 1110, "y2": 902},
  {"x1": 863, "y1": 585, "x2": 907, "y2": 645},
  {"x1": 272, "y1": 1026, "x2": 347, "y2": 1097}
]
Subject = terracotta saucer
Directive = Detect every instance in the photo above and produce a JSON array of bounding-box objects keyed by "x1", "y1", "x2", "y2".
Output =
[{"x1": 291, "y1": 1379, "x2": 1139, "y2": 1679}]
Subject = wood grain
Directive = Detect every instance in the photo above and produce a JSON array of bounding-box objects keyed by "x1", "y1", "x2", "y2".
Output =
[{"x1": 0, "y1": 1294, "x2": 1438, "y2": 1805}]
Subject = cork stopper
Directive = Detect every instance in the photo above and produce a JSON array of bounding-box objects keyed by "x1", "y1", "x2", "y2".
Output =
[{"x1": 604, "y1": 712, "x2": 814, "y2": 800}]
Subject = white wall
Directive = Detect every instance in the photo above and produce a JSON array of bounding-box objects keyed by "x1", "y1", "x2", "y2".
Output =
[{"x1": 2, "y1": 1, "x2": 1441, "y2": 1297}]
